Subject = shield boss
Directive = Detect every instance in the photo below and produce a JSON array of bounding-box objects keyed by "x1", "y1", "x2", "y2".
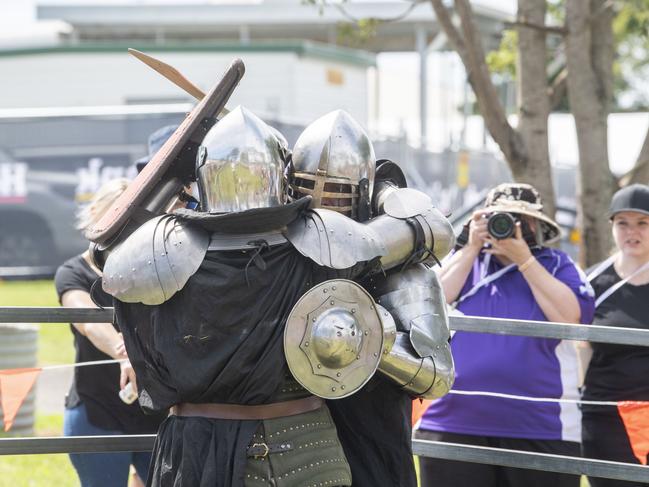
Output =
[{"x1": 284, "y1": 279, "x2": 384, "y2": 399}]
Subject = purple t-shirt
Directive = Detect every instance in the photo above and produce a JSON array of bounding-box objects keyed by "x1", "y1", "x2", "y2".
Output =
[{"x1": 420, "y1": 248, "x2": 595, "y2": 441}]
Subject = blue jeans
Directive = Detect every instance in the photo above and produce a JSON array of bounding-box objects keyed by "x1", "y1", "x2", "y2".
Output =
[{"x1": 64, "y1": 403, "x2": 152, "y2": 487}]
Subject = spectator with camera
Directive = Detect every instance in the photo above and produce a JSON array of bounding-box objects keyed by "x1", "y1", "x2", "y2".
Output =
[{"x1": 415, "y1": 183, "x2": 595, "y2": 487}]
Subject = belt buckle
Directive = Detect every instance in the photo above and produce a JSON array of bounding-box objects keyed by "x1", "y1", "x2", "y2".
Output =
[{"x1": 251, "y1": 442, "x2": 269, "y2": 459}]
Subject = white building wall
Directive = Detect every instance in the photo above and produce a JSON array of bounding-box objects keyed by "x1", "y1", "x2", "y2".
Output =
[
  {"x1": 294, "y1": 57, "x2": 368, "y2": 127},
  {"x1": 0, "y1": 49, "x2": 369, "y2": 124}
]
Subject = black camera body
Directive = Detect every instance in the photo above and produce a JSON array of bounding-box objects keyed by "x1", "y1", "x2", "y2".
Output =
[
  {"x1": 487, "y1": 212, "x2": 518, "y2": 240},
  {"x1": 455, "y1": 212, "x2": 540, "y2": 250}
]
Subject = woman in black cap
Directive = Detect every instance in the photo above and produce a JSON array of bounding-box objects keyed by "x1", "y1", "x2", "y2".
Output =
[{"x1": 582, "y1": 183, "x2": 649, "y2": 485}]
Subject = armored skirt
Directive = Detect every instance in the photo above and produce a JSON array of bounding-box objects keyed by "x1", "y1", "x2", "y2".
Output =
[{"x1": 114, "y1": 243, "x2": 370, "y2": 487}]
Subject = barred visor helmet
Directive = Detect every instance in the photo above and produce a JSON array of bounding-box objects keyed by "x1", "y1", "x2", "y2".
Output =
[
  {"x1": 289, "y1": 110, "x2": 375, "y2": 221},
  {"x1": 196, "y1": 106, "x2": 286, "y2": 213}
]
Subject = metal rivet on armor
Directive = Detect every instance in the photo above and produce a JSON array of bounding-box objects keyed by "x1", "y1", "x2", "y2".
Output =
[
  {"x1": 341, "y1": 385, "x2": 345, "y2": 390},
  {"x1": 336, "y1": 372, "x2": 341, "y2": 377},
  {"x1": 317, "y1": 364, "x2": 321, "y2": 369},
  {"x1": 147, "y1": 261, "x2": 151, "y2": 265},
  {"x1": 305, "y1": 341, "x2": 309, "y2": 346},
  {"x1": 356, "y1": 355, "x2": 360, "y2": 360},
  {"x1": 373, "y1": 352, "x2": 378, "y2": 357},
  {"x1": 384, "y1": 312, "x2": 388, "y2": 316},
  {"x1": 331, "y1": 387, "x2": 336, "y2": 392},
  {"x1": 308, "y1": 224, "x2": 312, "y2": 228},
  {"x1": 351, "y1": 308, "x2": 356, "y2": 313},
  {"x1": 323, "y1": 289, "x2": 328, "y2": 293},
  {"x1": 370, "y1": 305, "x2": 374, "y2": 310},
  {"x1": 131, "y1": 267, "x2": 135, "y2": 272},
  {"x1": 332, "y1": 286, "x2": 336, "y2": 290},
  {"x1": 330, "y1": 300, "x2": 334, "y2": 305},
  {"x1": 433, "y1": 353, "x2": 437, "y2": 358},
  {"x1": 364, "y1": 331, "x2": 369, "y2": 336}
]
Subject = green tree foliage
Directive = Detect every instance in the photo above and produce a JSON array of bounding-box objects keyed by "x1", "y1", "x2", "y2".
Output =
[
  {"x1": 614, "y1": 0, "x2": 649, "y2": 108},
  {"x1": 486, "y1": 30, "x2": 517, "y2": 78},
  {"x1": 486, "y1": 0, "x2": 649, "y2": 110}
]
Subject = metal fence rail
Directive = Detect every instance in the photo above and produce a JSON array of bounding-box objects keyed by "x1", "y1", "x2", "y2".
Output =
[
  {"x1": 3, "y1": 307, "x2": 649, "y2": 346},
  {"x1": 2, "y1": 306, "x2": 648, "y2": 481},
  {"x1": 412, "y1": 441, "x2": 649, "y2": 483},
  {"x1": 0, "y1": 435, "x2": 155, "y2": 455}
]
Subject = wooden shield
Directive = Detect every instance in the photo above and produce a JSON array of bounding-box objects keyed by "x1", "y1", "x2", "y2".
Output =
[{"x1": 86, "y1": 58, "x2": 245, "y2": 245}]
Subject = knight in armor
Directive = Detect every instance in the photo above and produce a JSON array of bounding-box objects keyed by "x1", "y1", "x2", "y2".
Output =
[
  {"x1": 101, "y1": 105, "x2": 455, "y2": 487},
  {"x1": 288, "y1": 110, "x2": 455, "y2": 487}
]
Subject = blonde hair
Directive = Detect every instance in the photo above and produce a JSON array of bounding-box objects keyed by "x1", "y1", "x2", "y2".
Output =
[{"x1": 76, "y1": 178, "x2": 129, "y2": 239}]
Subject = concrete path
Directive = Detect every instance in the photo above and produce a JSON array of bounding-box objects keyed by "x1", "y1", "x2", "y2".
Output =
[{"x1": 36, "y1": 367, "x2": 73, "y2": 415}]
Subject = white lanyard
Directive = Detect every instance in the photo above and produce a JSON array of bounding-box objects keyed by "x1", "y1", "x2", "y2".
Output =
[
  {"x1": 588, "y1": 253, "x2": 649, "y2": 308},
  {"x1": 454, "y1": 254, "x2": 517, "y2": 307}
]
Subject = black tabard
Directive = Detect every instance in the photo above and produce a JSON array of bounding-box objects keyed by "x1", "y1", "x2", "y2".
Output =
[{"x1": 115, "y1": 242, "x2": 373, "y2": 487}]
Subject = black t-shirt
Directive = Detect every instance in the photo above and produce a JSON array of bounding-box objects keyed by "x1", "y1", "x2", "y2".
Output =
[
  {"x1": 582, "y1": 263, "x2": 649, "y2": 409},
  {"x1": 54, "y1": 254, "x2": 166, "y2": 434}
]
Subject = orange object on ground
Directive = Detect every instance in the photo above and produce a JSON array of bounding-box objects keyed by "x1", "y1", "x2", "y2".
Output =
[
  {"x1": 617, "y1": 401, "x2": 649, "y2": 465},
  {"x1": 0, "y1": 367, "x2": 42, "y2": 432},
  {"x1": 412, "y1": 399, "x2": 433, "y2": 427}
]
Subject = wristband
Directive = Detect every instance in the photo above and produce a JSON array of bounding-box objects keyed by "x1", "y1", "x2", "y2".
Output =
[{"x1": 518, "y1": 256, "x2": 536, "y2": 273}]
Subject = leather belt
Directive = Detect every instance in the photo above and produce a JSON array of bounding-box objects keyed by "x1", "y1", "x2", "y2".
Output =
[{"x1": 170, "y1": 396, "x2": 324, "y2": 420}]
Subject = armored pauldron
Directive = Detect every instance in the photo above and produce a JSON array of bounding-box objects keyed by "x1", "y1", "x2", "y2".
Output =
[{"x1": 102, "y1": 215, "x2": 209, "y2": 305}]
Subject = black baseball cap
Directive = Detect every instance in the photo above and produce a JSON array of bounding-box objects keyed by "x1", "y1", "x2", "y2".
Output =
[{"x1": 609, "y1": 184, "x2": 649, "y2": 219}]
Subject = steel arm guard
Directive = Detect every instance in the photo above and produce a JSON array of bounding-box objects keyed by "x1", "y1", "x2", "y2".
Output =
[
  {"x1": 365, "y1": 188, "x2": 455, "y2": 270},
  {"x1": 370, "y1": 264, "x2": 454, "y2": 399}
]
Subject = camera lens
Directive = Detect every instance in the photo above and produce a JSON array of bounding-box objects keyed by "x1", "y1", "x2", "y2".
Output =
[{"x1": 487, "y1": 213, "x2": 516, "y2": 239}]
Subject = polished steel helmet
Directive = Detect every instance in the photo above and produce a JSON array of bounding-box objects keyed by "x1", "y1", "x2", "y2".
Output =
[
  {"x1": 196, "y1": 105, "x2": 286, "y2": 213},
  {"x1": 289, "y1": 110, "x2": 375, "y2": 221}
]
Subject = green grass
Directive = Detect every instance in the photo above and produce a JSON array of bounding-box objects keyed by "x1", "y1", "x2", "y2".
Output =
[
  {"x1": 0, "y1": 280, "x2": 74, "y2": 365},
  {"x1": 0, "y1": 281, "x2": 78, "y2": 486},
  {"x1": 0, "y1": 414, "x2": 78, "y2": 487}
]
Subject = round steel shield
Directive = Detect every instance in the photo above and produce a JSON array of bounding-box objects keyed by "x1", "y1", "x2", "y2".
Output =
[{"x1": 284, "y1": 279, "x2": 384, "y2": 399}]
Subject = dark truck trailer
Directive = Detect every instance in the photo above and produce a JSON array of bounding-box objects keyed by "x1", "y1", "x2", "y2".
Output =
[{"x1": 0, "y1": 104, "x2": 190, "y2": 278}]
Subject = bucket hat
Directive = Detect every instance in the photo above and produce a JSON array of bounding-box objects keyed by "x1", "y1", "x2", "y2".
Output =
[{"x1": 484, "y1": 183, "x2": 562, "y2": 244}]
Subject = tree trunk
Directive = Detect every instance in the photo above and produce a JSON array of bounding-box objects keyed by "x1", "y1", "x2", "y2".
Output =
[
  {"x1": 429, "y1": 0, "x2": 556, "y2": 215},
  {"x1": 515, "y1": 0, "x2": 555, "y2": 217},
  {"x1": 566, "y1": 0, "x2": 615, "y2": 266},
  {"x1": 622, "y1": 123, "x2": 649, "y2": 185}
]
